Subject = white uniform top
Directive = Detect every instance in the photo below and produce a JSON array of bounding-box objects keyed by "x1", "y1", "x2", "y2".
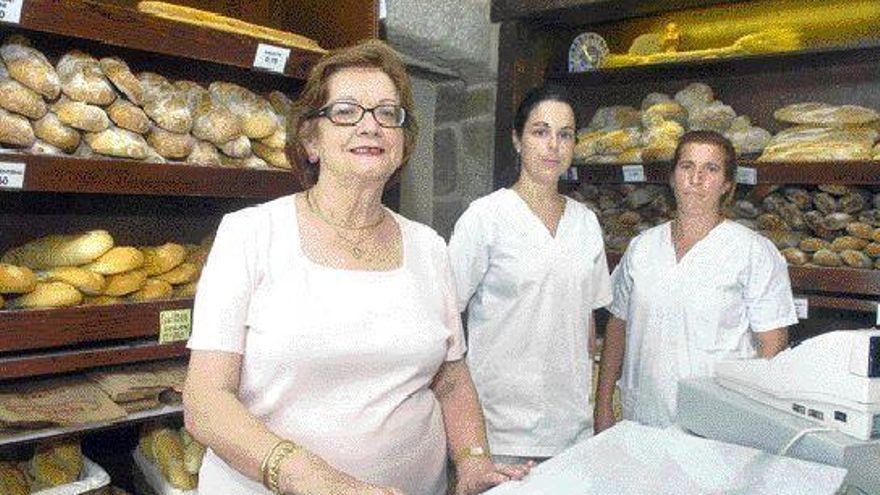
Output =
[
  {"x1": 449, "y1": 188, "x2": 612, "y2": 457},
  {"x1": 608, "y1": 220, "x2": 798, "y2": 428},
  {"x1": 188, "y1": 196, "x2": 465, "y2": 495}
]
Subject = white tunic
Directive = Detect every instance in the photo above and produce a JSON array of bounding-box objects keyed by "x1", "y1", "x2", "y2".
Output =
[
  {"x1": 608, "y1": 220, "x2": 798, "y2": 428},
  {"x1": 188, "y1": 196, "x2": 465, "y2": 495},
  {"x1": 449, "y1": 188, "x2": 612, "y2": 457}
]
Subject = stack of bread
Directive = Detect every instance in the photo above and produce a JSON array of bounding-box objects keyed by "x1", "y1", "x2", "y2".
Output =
[
  {"x1": 0, "y1": 35, "x2": 291, "y2": 170},
  {"x1": 575, "y1": 82, "x2": 771, "y2": 164},
  {"x1": 0, "y1": 438, "x2": 84, "y2": 493},
  {"x1": 0, "y1": 230, "x2": 210, "y2": 310},
  {"x1": 758, "y1": 102, "x2": 880, "y2": 161},
  {"x1": 138, "y1": 424, "x2": 204, "y2": 491}
]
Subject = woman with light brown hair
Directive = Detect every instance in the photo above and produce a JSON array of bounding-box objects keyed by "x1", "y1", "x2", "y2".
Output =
[{"x1": 184, "y1": 39, "x2": 528, "y2": 495}]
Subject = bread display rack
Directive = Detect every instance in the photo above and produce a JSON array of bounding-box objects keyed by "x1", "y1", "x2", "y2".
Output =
[{"x1": 492, "y1": 0, "x2": 880, "y2": 337}]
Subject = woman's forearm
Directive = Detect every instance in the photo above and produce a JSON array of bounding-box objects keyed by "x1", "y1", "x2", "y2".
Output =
[
  {"x1": 595, "y1": 316, "x2": 626, "y2": 408},
  {"x1": 431, "y1": 359, "x2": 490, "y2": 463}
]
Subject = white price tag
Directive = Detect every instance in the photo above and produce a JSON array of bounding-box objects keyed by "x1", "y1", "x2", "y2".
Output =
[
  {"x1": 253, "y1": 43, "x2": 290, "y2": 73},
  {"x1": 876, "y1": 303, "x2": 880, "y2": 327},
  {"x1": 621, "y1": 165, "x2": 645, "y2": 183},
  {"x1": 793, "y1": 297, "x2": 808, "y2": 320},
  {"x1": 0, "y1": 0, "x2": 24, "y2": 24},
  {"x1": 564, "y1": 167, "x2": 578, "y2": 181},
  {"x1": 0, "y1": 161, "x2": 25, "y2": 189},
  {"x1": 736, "y1": 166, "x2": 757, "y2": 185}
]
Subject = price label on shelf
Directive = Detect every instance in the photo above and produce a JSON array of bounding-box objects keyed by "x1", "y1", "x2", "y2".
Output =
[
  {"x1": 159, "y1": 308, "x2": 192, "y2": 344},
  {"x1": 876, "y1": 303, "x2": 880, "y2": 327},
  {"x1": 793, "y1": 297, "x2": 808, "y2": 320},
  {"x1": 621, "y1": 165, "x2": 645, "y2": 183},
  {"x1": 735, "y1": 166, "x2": 757, "y2": 185},
  {"x1": 253, "y1": 43, "x2": 290, "y2": 73},
  {"x1": 0, "y1": 161, "x2": 25, "y2": 189},
  {"x1": 0, "y1": 0, "x2": 24, "y2": 24}
]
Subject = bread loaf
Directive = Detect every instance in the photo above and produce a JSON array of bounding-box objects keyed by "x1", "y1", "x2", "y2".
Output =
[
  {"x1": 138, "y1": 72, "x2": 174, "y2": 101},
  {"x1": 85, "y1": 126, "x2": 150, "y2": 159},
  {"x1": 674, "y1": 82, "x2": 714, "y2": 113},
  {"x1": 0, "y1": 263, "x2": 37, "y2": 293},
  {"x1": 191, "y1": 96, "x2": 242, "y2": 145},
  {"x1": 9, "y1": 281, "x2": 82, "y2": 309},
  {"x1": 82, "y1": 246, "x2": 145, "y2": 274},
  {"x1": 2, "y1": 230, "x2": 114, "y2": 269},
  {"x1": 30, "y1": 440, "x2": 82, "y2": 489},
  {"x1": 252, "y1": 141, "x2": 290, "y2": 169},
  {"x1": 82, "y1": 294, "x2": 123, "y2": 306},
  {"x1": 37, "y1": 266, "x2": 106, "y2": 295},
  {"x1": 150, "y1": 428, "x2": 197, "y2": 490},
  {"x1": 147, "y1": 126, "x2": 195, "y2": 159},
  {"x1": 100, "y1": 57, "x2": 144, "y2": 105},
  {"x1": 774, "y1": 102, "x2": 879, "y2": 127},
  {"x1": 0, "y1": 462, "x2": 28, "y2": 495},
  {"x1": 154, "y1": 261, "x2": 199, "y2": 285},
  {"x1": 128, "y1": 278, "x2": 173, "y2": 302},
  {"x1": 103, "y1": 269, "x2": 147, "y2": 296},
  {"x1": 217, "y1": 134, "x2": 251, "y2": 158},
  {"x1": 57, "y1": 50, "x2": 116, "y2": 106},
  {"x1": 0, "y1": 107, "x2": 35, "y2": 147},
  {"x1": 107, "y1": 99, "x2": 150, "y2": 134},
  {"x1": 185, "y1": 244, "x2": 210, "y2": 268},
  {"x1": 209, "y1": 82, "x2": 277, "y2": 139},
  {"x1": 143, "y1": 86, "x2": 193, "y2": 134},
  {"x1": 0, "y1": 35, "x2": 61, "y2": 99},
  {"x1": 0, "y1": 78, "x2": 47, "y2": 119},
  {"x1": 53, "y1": 98, "x2": 110, "y2": 132},
  {"x1": 641, "y1": 101, "x2": 688, "y2": 128},
  {"x1": 587, "y1": 105, "x2": 641, "y2": 131},
  {"x1": 258, "y1": 113, "x2": 286, "y2": 149},
  {"x1": 267, "y1": 90, "x2": 293, "y2": 115},
  {"x1": 223, "y1": 154, "x2": 270, "y2": 169},
  {"x1": 688, "y1": 100, "x2": 736, "y2": 133},
  {"x1": 172, "y1": 281, "x2": 198, "y2": 298},
  {"x1": 141, "y1": 243, "x2": 186, "y2": 275},
  {"x1": 29, "y1": 140, "x2": 66, "y2": 157},
  {"x1": 187, "y1": 140, "x2": 223, "y2": 166},
  {"x1": 33, "y1": 112, "x2": 81, "y2": 152}
]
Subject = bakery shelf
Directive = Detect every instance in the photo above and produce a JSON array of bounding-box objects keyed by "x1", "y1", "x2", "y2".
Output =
[
  {"x1": 0, "y1": 403, "x2": 183, "y2": 448},
  {"x1": 569, "y1": 160, "x2": 880, "y2": 185},
  {"x1": 0, "y1": 299, "x2": 192, "y2": 354},
  {"x1": 3, "y1": 0, "x2": 323, "y2": 80},
  {"x1": 491, "y1": 0, "x2": 732, "y2": 24},
  {"x1": 0, "y1": 153, "x2": 301, "y2": 198},
  {"x1": 0, "y1": 340, "x2": 189, "y2": 380}
]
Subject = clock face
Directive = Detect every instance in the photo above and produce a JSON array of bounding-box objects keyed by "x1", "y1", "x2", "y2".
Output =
[{"x1": 568, "y1": 32, "x2": 609, "y2": 72}]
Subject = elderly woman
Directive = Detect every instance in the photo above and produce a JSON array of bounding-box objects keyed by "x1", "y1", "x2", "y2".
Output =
[
  {"x1": 449, "y1": 86, "x2": 612, "y2": 464},
  {"x1": 594, "y1": 130, "x2": 797, "y2": 433},
  {"x1": 183, "y1": 40, "x2": 527, "y2": 495}
]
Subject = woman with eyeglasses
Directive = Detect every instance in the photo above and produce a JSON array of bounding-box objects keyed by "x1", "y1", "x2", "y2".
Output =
[
  {"x1": 182, "y1": 40, "x2": 529, "y2": 495},
  {"x1": 448, "y1": 86, "x2": 612, "y2": 464}
]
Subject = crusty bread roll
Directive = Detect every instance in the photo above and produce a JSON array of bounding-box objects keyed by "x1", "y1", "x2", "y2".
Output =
[
  {"x1": 186, "y1": 140, "x2": 223, "y2": 166},
  {"x1": 209, "y1": 82, "x2": 277, "y2": 139},
  {"x1": 57, "y1": 50, "x2": 116, "y2": 106},
  {"x1": 0, "y1": 107, "x2": 35, "y2": 147},
  {"x1": 141, "y1": 243, "x2": 186, "y2": 275},
  {"x1": 82, "y1": 294, "x2": 123, "y2": 306},
  {"x1": 252, "y1": 141, "x2": 290, "y2": 169},
  {"x1": 0, "y1": 35, "x2": 60, "y2": 100},
  {"x1": 267, "y1": 90, "x2": 292, "y2": 116},
  {"x1": 192, "y1": 97, "x2": 242, "y2": 145},
  {"x1": 33, "y1": 112, "x2": 81, "y2": 152},
  {"x1": 0, "y1": 461, "x2": 28, "y2": 495},
  {"x1": 258, "y1": 113, "x2": 286, "y2": 149},
  {"x1": 28, "y1": 139, "x2": 66, "y2": 156},
  {"x1": 128, "y1": 278, "x2": 173, "y2": 302},
  {"x1": 172, "y1": 281, "x2": 198, "y2": 298},
  {"x1": 100, "y1": 57, "x2": 144, "y2": 105},
  {"x1": 103, "y1": 269, "x2": 147, "y2": 296},
  {"x1": 9, "y1": 281, "x2": 82, "y2": 309},
  {"x1": 221, "y1": 154, "x2": 269, "y2": 169},
  {"x1": 2, "y1": 230, "x2": 114, "y2": 269},
  {"x1": 107, "y1": 99, "x2": 150, "y2": 134},
  {"x1": 0, "y1": 263, "x2": 37, "y2": 293},
  {"x1": 37, "y1": 266, "x2": 105, "y2": 295},
  {"x1": 85, "y1": 126, "x2": 150, "y2": 159},
  {"x1": 83, "y1": 246, "x2": 145, "y2": 275},
  {"x1": 0, "y1": 78, "x2": 47, "y2": 119},
  {"x1": 154, "y1": 261, "x2": 198, "y2": 285},
  {"x1": 53, "y1": 98, "x2": 110, "y2": 132},
  {"x1": 217, "y1": 134, "x2": 251, "y2": 158},
  {"x1": 147, "y1": 126, "x2": 195, "y2": 159}
]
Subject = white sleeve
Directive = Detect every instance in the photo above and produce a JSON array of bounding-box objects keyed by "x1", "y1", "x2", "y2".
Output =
[
  {"x1": 607, "y1": 240, "x2": 635, "y2": 321},
  {"x1": 589, "y1": 236, "x2": 613, "y2": 310},
  {"x1": 187, "y1": 210, "x2": 259, "y2": 354},
  {"x1": 447, "y1": 204, "x2": 491, "y2": 313},
  {"x1": 745, "y1": 234, "x2": 798, "y2": 332}
]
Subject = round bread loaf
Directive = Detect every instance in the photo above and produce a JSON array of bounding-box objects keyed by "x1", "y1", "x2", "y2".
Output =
[{"x1": 2, "y1": 230, "x2": 114, "y2": 269}]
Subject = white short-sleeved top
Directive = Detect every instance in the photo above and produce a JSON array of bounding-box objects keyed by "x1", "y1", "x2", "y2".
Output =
[
  {"x1": 188, "y1": 195, "x2": 465, "y2": 495},
  {"x1": 608, "y1": 220, "x2": 798, "y2": 428},
  {"x1": 449, "y1": 188, "x2": 612, "y2": 457}
]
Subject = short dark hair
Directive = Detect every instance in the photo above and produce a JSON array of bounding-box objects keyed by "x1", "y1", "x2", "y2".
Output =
[
  {"x1": 513, "y1": 86, "x2": 577, "y2": 138},
  {"x1": 672, "y1": 130, "x2": 737, "y2": 206}
]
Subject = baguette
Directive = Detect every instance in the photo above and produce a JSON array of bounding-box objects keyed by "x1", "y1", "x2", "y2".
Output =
[
  {"x1": 37, "y1": 266, "x2": 106, "y2": 295},
  {"x1": 8, "y1": 281, "x2": 82, "y2": 309},
  {"x1": 0, "y1": 263, "x2": 37, "y2": 293},
  {"x1": 82, "y1": 246, "x2": 145, "y2": 275},
  {"x1": 2, "y1": 230, "x2": 114, "y2": 269}
]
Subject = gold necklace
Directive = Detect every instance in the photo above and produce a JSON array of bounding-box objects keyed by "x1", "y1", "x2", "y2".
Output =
[{"x1": 306, "y1": 190, "x2": 385, "y2": 259}]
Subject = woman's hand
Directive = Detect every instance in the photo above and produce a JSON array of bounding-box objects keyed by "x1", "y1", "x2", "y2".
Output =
[{"x1": 454, "y1": 457, "x2": 532, "y2": 495}]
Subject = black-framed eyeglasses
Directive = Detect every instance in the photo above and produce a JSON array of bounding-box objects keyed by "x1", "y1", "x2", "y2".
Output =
[{"x1": 310, "y1": 102, "x2": 407, "y2": 128}]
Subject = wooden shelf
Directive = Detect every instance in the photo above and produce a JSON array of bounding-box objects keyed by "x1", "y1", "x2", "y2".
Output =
[
  {"x1": 569, "y1": 160, "x2": 880, "y2": 185},
  {"x1": 5, "y1": 0, "x2": 323, "y2": 80},
  {"x1": 0, "y1": 340, "x2": 189, "y2": 380},
  {"x1": 0, "y1": 404, "x2": 183, "y2": 448},
  {"x1": 0, "y1": 153, "x2": 300, "y2": 198},
  {"x1": 491, "y1": 0, "x2": 734, "y2": 25}
]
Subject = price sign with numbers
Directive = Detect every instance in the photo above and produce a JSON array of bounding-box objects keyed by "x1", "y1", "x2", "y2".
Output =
[
  {"x1": 793, "y1": 298, "x2": 808, "y2": 320},
  {"x1": 159, "y1": 309, "x2": 192, "y2": 344},
  {"x1": 621, "y1": 165, "x2": 645, "y2": 183},
  {"x1": 0, "y1": 0, "x2": 24, "y2": 24},
  {"x1": 253, "y1": 43, "x2": 290, "y2": 74},
  {"x1": 0, "y1": 161, "x2": 25, "y2": 189},
  {"x1": 735, "y1": 166, "x2": 757, "y2": 185}
]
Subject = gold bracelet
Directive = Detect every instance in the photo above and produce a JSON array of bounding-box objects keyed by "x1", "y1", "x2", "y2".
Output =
[
  {"x1": 260, "y1": 441, "x2": 283, "y2": 489},
  {"x1": 454, "y1": 445, "x2": 489, "y2": 464},
  {"x1": 263, "y1": 440, "x2": 299, "y2": 494}
]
